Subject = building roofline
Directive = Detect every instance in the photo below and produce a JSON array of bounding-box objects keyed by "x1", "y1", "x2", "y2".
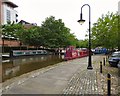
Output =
[
  {"x1": 19, "y1": 20, "x2": 31, "y2": 24},
  {"x1": 2, "y1": 0, "x2": 18, "y2": 8}
]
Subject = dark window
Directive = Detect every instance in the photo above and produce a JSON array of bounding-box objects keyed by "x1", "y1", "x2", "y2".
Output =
[{"x1": 6, "y1": 10, "x2": 11, "y2": 22}]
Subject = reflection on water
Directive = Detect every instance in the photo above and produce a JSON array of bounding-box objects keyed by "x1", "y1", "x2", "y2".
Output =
[{"x1": 2, "y1": 55, "x2": 64, "y2": 82}]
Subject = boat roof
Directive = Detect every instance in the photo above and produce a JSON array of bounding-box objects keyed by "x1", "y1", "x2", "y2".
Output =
[{"x1": 113, "y1": 51, "x2": 120, "y2": 54}]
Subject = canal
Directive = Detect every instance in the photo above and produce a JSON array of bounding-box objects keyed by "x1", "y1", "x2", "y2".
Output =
[{"x1": 2, "y1": 55, "x2": 64, "y2": 82}]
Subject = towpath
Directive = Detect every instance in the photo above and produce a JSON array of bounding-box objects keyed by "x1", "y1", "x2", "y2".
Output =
[{"x1": 1, "y1": 55, "x2": 118, "y2": 95}]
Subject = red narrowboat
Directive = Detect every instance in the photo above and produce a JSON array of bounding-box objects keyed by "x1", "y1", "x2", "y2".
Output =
[{"x1": 64, "y1": 46, "x2": 88, "y2": 61}]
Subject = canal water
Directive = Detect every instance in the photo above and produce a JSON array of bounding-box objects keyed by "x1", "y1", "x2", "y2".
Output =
[{"x1": 2, "y1": 55, "x2": 64, "y2": 82}]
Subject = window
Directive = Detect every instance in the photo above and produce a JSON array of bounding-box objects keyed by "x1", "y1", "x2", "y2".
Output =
[{"x1": 6, "y1": 10, "x2": 11, "y2": 22}]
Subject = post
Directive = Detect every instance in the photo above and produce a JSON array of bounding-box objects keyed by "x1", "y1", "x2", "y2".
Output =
[
  {"x1": 103, "y1": 58, "x2": 105, "y2": 66},
  {"x1": 100, "y1": 61, "x2": 102, "y2": 73},
  {"x1": 78, "y1": 4, "x2": 93, "y2": 69},
  {"x1": 107, "y1": 73, "x2": 111, "y2": 96},
  {"x1": 20, "y1": 42, "x2": 22, "y2": 50},
  {"x1": 108, "y1": 55, "x2": 109, "y2": 60},
  {"x1": 106, "y1": 55, "x2": 108, "y2": 62},
  {"x1": 2, "y1": 38, "x2": 4, "y2": 53},
  {"x1": 10, "y1": 50, "x2": 13, "y2": 57}
]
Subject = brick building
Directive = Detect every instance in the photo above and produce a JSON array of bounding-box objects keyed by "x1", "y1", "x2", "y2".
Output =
[
  {"x1": 0, "y1": 0, "x2": 18, "y2": 25},
  {"x1": 0, "y1": 0, "x2": 2, "y2": 24},
  {"x1": 0, "y1": 1, "x2": 37, "y2": 51},
  {"x1": 0, "y1": 0, "x2": 20, "y2": 51}
]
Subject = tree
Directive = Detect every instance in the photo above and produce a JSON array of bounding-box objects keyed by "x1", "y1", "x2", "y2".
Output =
[
  {"x1": 2, "y1": 16, "x2": 79, "y2": 49},
  {"x1": 118, "y1": 15, "x2": 120, "y2": 50},
  {"x1": 2, "y1": 23, "x2": 45, "y2": 48},
  {"x1": 77, "y1": 39, "x2": 88, "y2": 48},
  {"x1": 2, "y1": 23, "x2": 27, "y2": 47},
  {"x1": 91, "y1": 12, "x2": 119, "y2": 49},
  {"x1": 41, "y1": 16, "x2": 77, "y2": 48}
]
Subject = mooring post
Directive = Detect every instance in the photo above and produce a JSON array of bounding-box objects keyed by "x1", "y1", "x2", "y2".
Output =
[
  {"x1": 103, "y1": 57, "x2": 105, "y2": 66},
  {"x1": 107, "y1": 73, "x2": 111, "y2": 96},
  {"x1": 106, "y1": 55, "x2": 108, "y2": 62},
  {"x1": 100, "y1": 61, "x2": 102, "y2": 73}
]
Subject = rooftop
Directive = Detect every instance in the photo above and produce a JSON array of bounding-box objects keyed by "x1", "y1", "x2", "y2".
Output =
[{"x1": 2, "y1": 0, "x2": 18, "y2": 8}]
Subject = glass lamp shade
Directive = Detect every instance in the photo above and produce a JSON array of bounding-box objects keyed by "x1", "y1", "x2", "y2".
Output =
[{"x1": 77, "y1": 19, "x2": 85, "y2": 25}]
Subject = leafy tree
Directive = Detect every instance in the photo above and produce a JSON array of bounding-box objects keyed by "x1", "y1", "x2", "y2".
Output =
[
  {"x1": 118, "y1": 15, "x2": 120, "y2": 50},
  {"x1": 41, "y1": 16, "x2": 77, "y2": 48},
  {"x1": 2, "y1": 23, "x2": 44, "y2": 47},
  {"x1": 91, "y1": 12, "x2": 119, "y2": 49},
  {"x1": 2, "y1": 16, "x2": 80, "y2": 49},
  {"x1": 2, "y1": 23, "x2": 26, "y2": 44},
  {"x1": 2, "y1": 22, "x2": 25, "y2": 43},
  {"x1": 21, "y1": 26, "x2": 37, "y2": 46},
  {"x1": 77, "y1": 39, "x2": 88, "y2": 48}
]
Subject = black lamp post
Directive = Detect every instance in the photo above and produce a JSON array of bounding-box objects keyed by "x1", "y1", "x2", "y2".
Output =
[{"x1": 78, "y1": 4, "x2": 93, "y2": 69}]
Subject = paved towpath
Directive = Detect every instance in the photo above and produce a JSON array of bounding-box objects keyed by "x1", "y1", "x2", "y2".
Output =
[{"x1": 2, "y1": 55, "x2": 105, "y2": 95}]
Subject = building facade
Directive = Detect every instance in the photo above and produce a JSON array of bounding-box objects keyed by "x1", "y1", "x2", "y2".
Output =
[
  {"x1": 0, "y1": 0, "x2": 18, "y2": 25},
  {"x1": 0, "y1": 0, "x2": 37, "y2": 51},
  {"x1": 0, "y1": 0, "x2": 2, "y2": 24},
  {"x1": 0, "y1": 0, "x2": 19, "y2": 51}
]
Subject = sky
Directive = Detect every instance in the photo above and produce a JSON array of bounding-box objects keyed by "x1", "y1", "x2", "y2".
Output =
[{"x1": 11, "y1": 0, "x2": 120, "y2": 40}]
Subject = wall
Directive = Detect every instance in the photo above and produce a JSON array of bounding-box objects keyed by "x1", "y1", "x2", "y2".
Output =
[
  {"x1": 2, "y1": 3, "x2": 18, "y2": 24},
  {"x1": 0, "y1": 0, "x2": 2, "y2": 25},
  {"x1": 0, "y1": 39, "x2": 20, "y2": 47}
]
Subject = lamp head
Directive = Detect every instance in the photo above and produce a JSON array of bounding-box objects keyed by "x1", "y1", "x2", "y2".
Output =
[
  {"x1": 78, "y1": 13, "x2": 85, "y2": 25},
  {"x1": 77, "y1": 19, "x2": 85, "y2": 25}
]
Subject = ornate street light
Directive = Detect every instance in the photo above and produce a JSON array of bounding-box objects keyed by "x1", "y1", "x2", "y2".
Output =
[{"x1": 78, "y1": 4, "x2": 93, "y2": 69}]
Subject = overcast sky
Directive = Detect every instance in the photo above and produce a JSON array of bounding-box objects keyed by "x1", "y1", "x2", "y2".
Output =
[{"x1": 11, "y1": 0, "x2": 120, "y2": 40}]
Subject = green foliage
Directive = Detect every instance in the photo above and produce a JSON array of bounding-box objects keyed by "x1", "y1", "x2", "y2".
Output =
[
  {"x1": 77, "y1": 39, "x2": 88, "y2": 48},
  {"x1": 91, "y1": 12, "x2": 119, "y2": 49},
  {"x1": 2, "y1": 16, "x2": 79, "y2": 48},
  {"x1": 40, "y1": 16, "x2": 78, "y2": 48},
  {"x1": 1, "y1": 22, "x2": 26, "y2": 48}
]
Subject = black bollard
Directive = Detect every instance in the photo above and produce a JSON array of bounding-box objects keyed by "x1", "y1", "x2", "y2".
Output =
[
  {"x1": 103, "y1": 58, "x2": 105, "y2": 66},
  {"x1": 100, "y1": 61, "x2": 102, "y2": 73},
  {"x1": 107, "y1": 73, "x2": 111, "y2": 96},
  {"x1": 10, "y1": 50, "x2": 13, "y2": 57}
]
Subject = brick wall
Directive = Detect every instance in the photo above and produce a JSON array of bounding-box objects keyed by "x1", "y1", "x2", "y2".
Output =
[{"x1": 0, "y1": 39, "x2": 20, "y2": 47}]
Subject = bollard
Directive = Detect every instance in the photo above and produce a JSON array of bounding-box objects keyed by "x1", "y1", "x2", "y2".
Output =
[
  {"x1": 108, "y1": 55, "x2": 109, "y2": 60},
  {"x1": 106, "y1": 55, "x2": 108, "y2": 62},
  {"x1": 107, "y1": 73, "x2": 111, "y2": 96},
  {"x1": 100, "y1": 61, "x2": 102, "y2": 73},
  {"x1": 103, "y1": 58, "x2": 105, "y2": 66}
]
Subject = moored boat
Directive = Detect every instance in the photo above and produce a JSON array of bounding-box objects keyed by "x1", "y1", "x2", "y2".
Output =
[{"x1": 64, "y1": 46, "x2": 88, "y2": 61}]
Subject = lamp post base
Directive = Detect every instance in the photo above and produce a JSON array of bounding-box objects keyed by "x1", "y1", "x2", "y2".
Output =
[{"x1": 87, "y1": 66, "x2": 93, "y2": 70}]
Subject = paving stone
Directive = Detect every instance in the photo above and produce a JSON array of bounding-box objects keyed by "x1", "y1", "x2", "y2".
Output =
[
  {"x1": 2, "y1": 55, "x2": 108, "y2": 95},
  {"x1": 62, "y1": 69, "x2": 103, "y2": 95}
]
